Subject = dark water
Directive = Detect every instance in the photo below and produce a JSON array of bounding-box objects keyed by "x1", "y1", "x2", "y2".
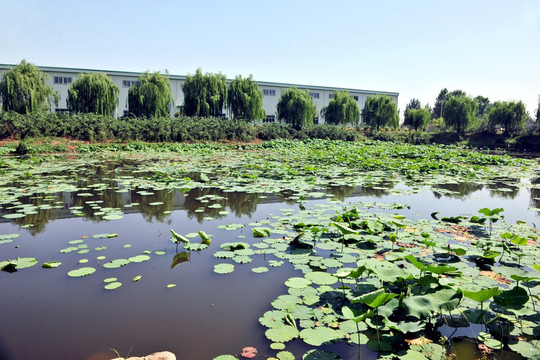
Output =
[{"x1": 1, "y1": 176, "x2": 539, "y2": 360}]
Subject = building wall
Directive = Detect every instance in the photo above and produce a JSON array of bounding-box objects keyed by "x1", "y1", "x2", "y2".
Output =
[{"x1": 0, "y1": 64, "x2": 399, "y2": 123}]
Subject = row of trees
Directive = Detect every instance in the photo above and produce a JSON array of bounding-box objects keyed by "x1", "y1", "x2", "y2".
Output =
[
  {"x1": 0, "y1": 61, "x2": 402, "y2": 130},
  {"x1": 5, "y1": 61, "x2": 535, "y2": 135},
  {"x1": 404, "y1": 88, "x2": 536, "y2": 135}
]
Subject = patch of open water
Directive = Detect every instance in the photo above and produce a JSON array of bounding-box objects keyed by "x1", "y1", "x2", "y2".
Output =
[{"x1": 1, "y1": 167, "x2": 539, "y2": 359}]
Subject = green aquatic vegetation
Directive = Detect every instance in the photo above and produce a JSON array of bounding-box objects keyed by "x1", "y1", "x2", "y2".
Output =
[{"x1": 67, "y1": 267, "x2": 96, "y2": 277}]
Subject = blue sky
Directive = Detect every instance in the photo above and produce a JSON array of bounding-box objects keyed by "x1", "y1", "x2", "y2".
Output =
[{"x1": 1, "y1": 0, "x2": 539, "y2": 117}]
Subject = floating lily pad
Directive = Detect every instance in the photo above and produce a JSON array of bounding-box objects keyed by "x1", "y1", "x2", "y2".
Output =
[
  {"x1": 265, "y1": 325, "x2": 299, "y2": 342},
  {"x1": 252, "y1": 267, "x2": 269, "y2": 273},
  {"x1": 214, "y1": 263, "x2": 235, "y2": 274},
  {"x1": 42, "y1": 261, "x2": 62, "y2": 268},
  {"x1": 285, "y1": 277, "x2": 312, "y2": 288},
  {"x1": 166, "y1": 284, "x2": 176, "y2": 288},
  {"x1": 133, "y1": 275, "x2": 142, "y2": 282},
  {"x1": 67, "y1": 267, "x2": 96, "y2": 277},
  {"x1": 104, "y1": 282, "x2": 122, "y2": 290},
  {"x1": 128, "y1": 255, "x2": 150, "y2": 263},
  {"x1": 300, "y1": 327, "x2": 341, "y2": 346},
  {"x1": 302, "y1": 350, "x2": 342, "y2": 360},
  {"x1": 104, "y1": 277, "x2": 117, "y2": 283},
  {"x1": 304, "y1": 271, "x2": 338, "y2": 285},
  {"x1": 103, "y1": 259, "x2": 130, "y2": 269}
]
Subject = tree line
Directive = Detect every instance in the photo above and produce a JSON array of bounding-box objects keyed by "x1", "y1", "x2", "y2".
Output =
[
  {"x1": 1, "y1": 60, "x2": 538, "y2": 135},
  {"x1": 404, "y1": 88, "x2": 538, "y2": 135},
  {"x1": 0, "y1": 60, "x2": 402, "y2": 130}
]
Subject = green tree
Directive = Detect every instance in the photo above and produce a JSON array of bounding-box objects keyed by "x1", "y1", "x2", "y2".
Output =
[
  {"x1": 536, "y1": 103, "x2": 540, "y2": 126},
  {"x1": 320, "y1": 90, "x2": 360, "y2": 126},
  {"x1": 182, "y1": 69, "x2": 227, "y2": 117},
  {"x1": 443, "y1": 95, "x2": 477, "y2": 135},
  {"x1": 0, "y1": 60, "x2": 58, "y2": 114},
  {"x1": 226, "y1": 75, "x2": 265, "y2": 120},
  {"x1": 404, "y1": 106, "x2": 431, "y2": 131},
  {"x1": 361, "y1": 94, "x2": 399, "y2": 130},
  {"x1": 488, "y1": 100, "x2": 527, "y2": 134},
  {"x1": 404, "y1": 98, "x2": 421, "y2": 113},
  {"x1": 276, "y1": 87, "x2": 317, "y2": 130},
  {"x1": 432, "y1": 88, "x2": 449, "y2": 119},
  {"x1": 128, "y1": 71, "x2": 173, "y2": 118},
  {"x1": 67, "y1": 72, "x2": 119, "y2": 116},
  {"x1": 474, "y1": 95, "x2": 491, "y2": 118}
]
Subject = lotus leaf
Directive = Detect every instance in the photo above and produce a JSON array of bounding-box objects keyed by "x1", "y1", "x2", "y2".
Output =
[
  {"x1": 285, "y1": 277, "x2": 312, "y2": 288},
  {"x1": 104, "y1": 282, "x2": 122, "y2": 290},
  {"x1": 272, "y1": 295, "x2": 301, "y2": 310},
  {"x1": 212, "y1": 355, "x2": 238, "y2": 360},
  {"x1": 299, "y1": 327, "x2": 342, "y2": 346},
  {"x1": 276, "y1": 351, "x2": 294, "y2": 360},
  {"x1": 251, "y1": 267, "x2": 268, "y2": 273},
  {"x1": 42, "y1": 261, "x2": 62, "y2": 268},
  {"x1": 265, "y1": 325, "x2": 299, "y2": 342},
  {"x1": 103, "y1": 259, "x2": 130, "y2": 269},
  {"x1": 67, "y1": 267, "x2": 96, "y2": 277},
  {"x1": 270, "y1": 343, "x2": 285, "y2": 350},
  {"x1": 302, "y1": 350, "x2": 342, "y2": 360},
  {"x1": 463, "y1": 287, "x2": 503, "y2": 303},
  {"x1": 214, "y1": 263, "x2": 234, "y2": 274},
  {"x1": 128, "y1": 255, "x2": 150, "y2": 263},
  {"x1": 304, "y1": 271, "x2": 338, "y2": 285}
]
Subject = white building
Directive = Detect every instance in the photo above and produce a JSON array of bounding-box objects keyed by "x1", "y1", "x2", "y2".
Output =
[{"x1": 0, "y1": 64, "x2": 399, "y2": 124}]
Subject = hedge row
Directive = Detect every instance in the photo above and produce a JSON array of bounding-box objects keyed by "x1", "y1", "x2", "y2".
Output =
[{"x1": 0, "y1": 112, "x2": 361, "y2": 142}]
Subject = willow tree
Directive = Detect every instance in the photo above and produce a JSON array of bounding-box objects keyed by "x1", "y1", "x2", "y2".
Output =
[
  {"x1": 67, "y1": 73, "x2": 119, "y2": 116},
  {"x1": 0, "y1": 60, "x2": 58, "y2": 114},
  {"x1": 361, "y1": 94, "x2": 399, "y2": 130},
  {"x1": 276, "y1": 88, "x2": 317, "y2": 130},
  {"x1": 128, "y1": 71, "x2": 173, "y2": 118},
  {"x1": 488, "y1": 100, "x2": 527, "y2": 134},
  {"x1": 320, "y1": 90, "x2": 360, "y2": 126},
  {"x1": 182, "y1": 69, "x2": 227, "y2": 117},
  {"x1": 226, "y1": 75, "x2": 265, "y2": 120},
  {"x1": 443, "y1": 95, "x2": 477, "y2": 135},
  {"x1": 404, "y1": 106, "x2": 431, "y2": 130}
]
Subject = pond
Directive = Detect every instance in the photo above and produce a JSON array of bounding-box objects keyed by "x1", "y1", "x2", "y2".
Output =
[{"x1": 1, "y1": 141, "x2": 539, "y2": 360}]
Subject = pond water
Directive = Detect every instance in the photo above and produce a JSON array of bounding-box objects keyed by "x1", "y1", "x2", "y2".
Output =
[{"x1": 1, "y1": 149, "x2": 539, "y2": 360}]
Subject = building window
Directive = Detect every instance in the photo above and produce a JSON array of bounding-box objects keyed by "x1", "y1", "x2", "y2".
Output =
[
  {"x1": 353, "y1": 95, "x2": 359, "y2": 101},
  {"x1": 264, "y1": 115, "x2": 275, "y2": 123},
  {"x1": 313, "y1": 116, "x2": 319, "y2": 125},
  {"x1": 329, "y1": 93, "x2": 334, "y2": 99},
  {"x1": 54, "y1": 77, "x2": 72, "y2": 85},
  {"x1": 263, "y1": 89, "x2": 275, "y2": 96},
  {"x1": 309, "y1": 92, "x2": 319, "y2": 99},
  {"x1": 55, "y1": 108, "x2": 69, "y2": 114},
  {"x1": 122, "y1": 80, "x2": 138, "y2": 88}
]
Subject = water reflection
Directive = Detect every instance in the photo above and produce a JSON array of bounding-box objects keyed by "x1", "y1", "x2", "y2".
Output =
[
  {"x1": 432, "y1": 182, "x2": 484, "y2": 199},
  {"x1": 531, "y1": 177, "x2": 540, "y2": 215},
  {"x1": 2, "y1": 175, "x2": 538, "y2": 235},
  {"x1": 486, "y1": 178, "x2": 520, "y2": 199}
]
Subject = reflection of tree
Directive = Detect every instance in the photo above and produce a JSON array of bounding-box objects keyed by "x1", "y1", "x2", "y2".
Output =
[
  {"x1": 131, "y1": 189, "x2": 175, "y2": 223},
  {"x1": 326, "y1": 185, "x2": 355, "y2": 201},
  {"x1": 530, "y1": 177, "x2": 540, "y2": 215},
  {"x1": 486, "y1": 179, "x2": 519, "y2": 200},
  {"x1": 358, "y1": 181, "x2": 395, "y2": 198},
  {"x1": 225, "y1": 191, "x2": 259, "y2": 218},
  {"x1": 8, "y1": 194, "x2": 60, "y2": 236},
  {"x1": 432, "y1": 182, "x2": 484, "y2": 199},
  {"x1": 184, "y1": 188, "x2": 261, "y2": 223}
]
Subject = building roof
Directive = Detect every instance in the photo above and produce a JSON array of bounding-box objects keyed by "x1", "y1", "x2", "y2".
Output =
[{"x1": 0, "y1": 64, "x2": 399, "y2": 97}]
